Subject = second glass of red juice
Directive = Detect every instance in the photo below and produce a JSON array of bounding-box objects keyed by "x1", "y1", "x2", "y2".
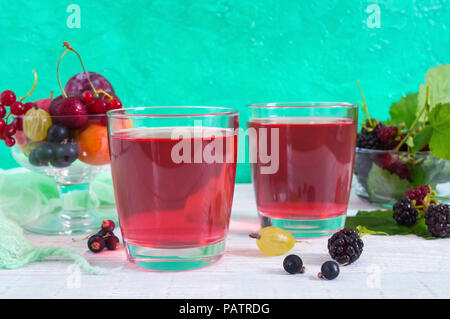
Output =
[
  {"x1": 108, "y1": 107, "x2": 239, "y2": 271},
  {"x1": 247, "y1": 102, "x2": 357, "y2": 238}
]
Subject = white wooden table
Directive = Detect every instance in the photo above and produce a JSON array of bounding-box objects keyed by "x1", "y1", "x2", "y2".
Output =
[{"x1": 1, "y1": 184, "x2": 449, "y2": 299}]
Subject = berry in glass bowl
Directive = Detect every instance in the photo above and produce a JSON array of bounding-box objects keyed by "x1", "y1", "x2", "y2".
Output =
[
  {"x1": 353, "y1": 79, "x2": 450, "y2": 206},
  {"x1": 6, "y1": 42, "x2": 123, "y2": 235}
]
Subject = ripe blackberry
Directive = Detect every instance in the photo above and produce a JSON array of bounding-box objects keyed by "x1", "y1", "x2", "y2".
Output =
[
  {"x1": 393, "y1": 197, "x2": 418, "y2": 226},
  {"x1": 375, "y1": 153, "x2": 411, "y2": 181},
  {"x1": 425, "y1": 204, "x2": 450, "y2": 238},
  {"x1": 328, "y1": 229, "x2": 364, "y2": 265},
  {"x1": 357, "y1": 124, "x2": 384, "y2": 150},
  {"x1": 404, "y1": 185, "x2": 431, "y2": 207},
  {"x1": 377, "y1": 125, "x2": 398, "y2": 148}
]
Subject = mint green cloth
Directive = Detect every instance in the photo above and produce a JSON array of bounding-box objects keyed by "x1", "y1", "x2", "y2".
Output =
[
  {"x1": 0, "y1": 215, "x2": 103, "y2": 274},
  {"x1": 0, "y1": 168, "x2": 116, "y2": 226},
  {"x1": 0, "y1": 168, "x2": 116, "y2": 274}
]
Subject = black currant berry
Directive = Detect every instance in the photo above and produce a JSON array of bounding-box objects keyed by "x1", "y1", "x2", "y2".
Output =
[
  {"x1": 51, "y1": 143, "x2": 79, "y2": 168},
  {"x1": 318, "y1": 261, "x2": 340, "y2": 280},
  {"x1": 88, "y1": 235, "x2": 105, "y2": 253},
  {"x1": 283, "y1": 254, "x2": 304, "y2": 274},
  {"x1": 34, "y1": 143, "x2": 56, "y2": 162},
  {"x1": 28, "y1": 149, "x2": 43, "y2": 166},
  {"x1": 105, "y1": 236, "x2": 120, "y2": 250},
  {"x1": 102, "y1": 220, "x2": 115, "y2": 232},
  {"x1": 47, "y1": 124, "x2": 69, "y2": 143}
]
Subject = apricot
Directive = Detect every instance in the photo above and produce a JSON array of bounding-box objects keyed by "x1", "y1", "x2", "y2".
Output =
[{"x1": 75, "y1": 123, "x2": 110, "y2": 165}]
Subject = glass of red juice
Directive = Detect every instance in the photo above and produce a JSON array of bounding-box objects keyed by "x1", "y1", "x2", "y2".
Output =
[
  {"x1": 247, "y1": 102, "x2": 358, "y2": 238},
  {"x1": 107, "y1": 107, "x2": 239, "y2": 271}
]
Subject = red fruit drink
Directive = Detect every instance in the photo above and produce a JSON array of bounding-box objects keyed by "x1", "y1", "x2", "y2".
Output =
[
  {"x1": 249, "y1": 117, "x2": 357, "y2": 220},
  {"x1": 110, "y1": 127, "x2": 237, "y2": 249}
]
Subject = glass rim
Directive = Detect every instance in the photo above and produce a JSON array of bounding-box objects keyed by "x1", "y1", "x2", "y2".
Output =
[
  {"x1": 246, "y1": 102, "x2": 357, "y2": 108},
  {"x1": 356, "y1": 147, "x2": 431, "y2": 155},
  {"x1": 17, "y1": 114, "x2": 107, "y2": 119},
  {"x1": 107, "y1": 106, "x2": 239, "y2": 119}
]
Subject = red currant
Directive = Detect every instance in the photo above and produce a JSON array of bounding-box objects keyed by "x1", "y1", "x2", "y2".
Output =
[
  {"x1": 88, "y1": 99, "x2": 108, "y2": 114},
  {"x1": 105, "y1": 97, "x2": 113, "y2": 108},
  {"x1": 4, "y1": 137, "x2": 15, "y2": 147},
  {"x1": 12, "y1": 117, "x2": 23, "y2": 131},
  {"x1": 0, "y1": 119, "x2": 5, "y2": 132},
  {"x1": 109, "y1": 98, "x2": 122, "y2": 110},
  {"x1": 81, "y1": 90, "x2": 95, "y2": 104},
  {"x1": 10, "y1": 101, "x2": 25, "y2": 116},
  {"x1": 23, "y1": 102, "x2": 34, "y2": 114},
  {"x1": 0, "y1": 105, "x2": 6, "y2": 118},
  {"x1": 0, "y1": 90, "x2": 16, "y2": 106},
  {"x1": 3, "y1": 123, "x2": 16, "y2": 137}
]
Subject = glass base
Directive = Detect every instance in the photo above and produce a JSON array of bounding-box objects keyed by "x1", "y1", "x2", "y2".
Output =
[
  {"x1": 259, "y1": 213, "x2": 346, "y2": 238},
  {"x1": 125, "y1": 240, "x2": 226, "y2": 271},
  {"x1": 23, "y1": 208, "x2": 103, "y2": 236}
]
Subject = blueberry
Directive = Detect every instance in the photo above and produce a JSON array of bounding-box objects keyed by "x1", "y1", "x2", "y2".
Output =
[
  {"x1": 34, "y1": 143, "x2": 56, "y2": 162},
  {"x1": 283, "y1": 254, "x2": 304, "y2": 274},
  {"x1": 318, "y1": 261, "x2": 340, "y2": 280},
  {"x1": 50, "y1": 143, "x2": 79, "y2": 168},
  {"x1": 47, "y1": 124, "x2": 69, "y2": 143}
]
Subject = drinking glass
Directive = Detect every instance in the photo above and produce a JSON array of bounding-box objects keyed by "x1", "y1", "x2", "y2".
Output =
[
  {"x1": 107, "y1": 106, "x2": 239, "y2": 271},
  {"x1": 247, "y1": 102, "x2": 358, "y2": 238}
]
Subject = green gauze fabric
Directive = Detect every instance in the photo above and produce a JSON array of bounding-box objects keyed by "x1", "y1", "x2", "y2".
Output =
[
  {"x1": 0, "y1": 168, "x2": 116, "y2": 226},
  {"x1": 0, "y1": 214, "x2": 103, "y2": 275},
  {"x1": 0, "y1": 168, "x2": 116, "y2": 274}
]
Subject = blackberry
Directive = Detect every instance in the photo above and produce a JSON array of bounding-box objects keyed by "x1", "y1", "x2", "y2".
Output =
[
  {"x1": 357, "y1": 124, "x2": 384, "y2": 150},
  {"x1": 393, "y1": 197, "x2": 418, "y2": 226},
  {"x1": 425, "y1": 204, "x2": 450, "y2": 238},
  {"x1": 404, "y1": 185, "x2": 432, "y2": 207},
  {"x1": 377, "y1": 125, "x2": 398, "y2": 148},
  {"x1": 328, "y1": 229, "x2": 364, "y2": 265}
]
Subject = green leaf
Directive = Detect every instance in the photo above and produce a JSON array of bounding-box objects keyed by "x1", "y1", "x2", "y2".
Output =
[
  {"x1": 410, "y1": 165, "x2": 425, "y2": 187},
  {"x1": 366, "y1": 164, "x2": 413, "y2": 201},
  {"x1": 430, "y1": 131, "x2": 450, "y2": 160},
  {"x1": 389, "y1": 93, "x2": 418, "y2": 128},
  {"x1": 411, "y1": 126, "x2": 433, "y2": 152},
  {"x1": 345, "y1": 210, "x2": 445, "y2": 239},
  {"x1": 429, "y1": 103, "x2": 450, "y2": 160},
  {"x1": 417, "y1": 64, "x2": 450, "y2": 118}
]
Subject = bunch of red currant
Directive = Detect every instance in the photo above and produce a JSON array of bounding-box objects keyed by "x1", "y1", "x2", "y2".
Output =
[
  {"x1": 0, "y1": 89, "x2": 34, "y2": 147},
  {"x1": 80, "y1": 89, "x2": 122, "y2": 115},
  {"x1": 0, "y1": 70, "x2": 38, "y2": 147}
]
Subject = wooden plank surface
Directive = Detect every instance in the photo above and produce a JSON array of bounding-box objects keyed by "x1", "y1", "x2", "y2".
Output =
[{"x1": 1, "y1": 184, "x2": 449, "y2": 299}]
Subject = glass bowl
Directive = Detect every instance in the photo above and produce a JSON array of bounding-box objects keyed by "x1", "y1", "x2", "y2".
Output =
[
  {"x1": 354, "y1": 148, "x2": 450, "y2": 206},
  {"x1": 11, "y1": 112, "x2": 110, "y2": 235}
]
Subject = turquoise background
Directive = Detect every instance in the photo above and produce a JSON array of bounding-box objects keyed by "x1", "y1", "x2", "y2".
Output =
[{"x1": 0, "y1": 0, "x2": 449, "y2": 182}]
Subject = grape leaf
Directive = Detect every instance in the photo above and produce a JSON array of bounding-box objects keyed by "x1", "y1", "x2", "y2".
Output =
[
  {"x1": 389, "y1": 93, "x2": 418, "y2": 128},
  {"x1": 429, "y1": 103, "x2": 450, "y2": 160},
  {"x1": 366, "y1": 164, "x2": 412, "y2": 201},
  {"x1": 411, "y1": 125, "x2": 433, "y2": 152},
  {"x1": 345, "y1": 210, "x2": 443, "y2": 239},
  {"x1": 417, "y1": 64, "x2": 450, "y2": 119}
]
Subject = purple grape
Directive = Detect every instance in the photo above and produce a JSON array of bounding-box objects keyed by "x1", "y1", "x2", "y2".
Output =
[{"x1": 64, "y1": 72, "x2": 115, "y2": 97}]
